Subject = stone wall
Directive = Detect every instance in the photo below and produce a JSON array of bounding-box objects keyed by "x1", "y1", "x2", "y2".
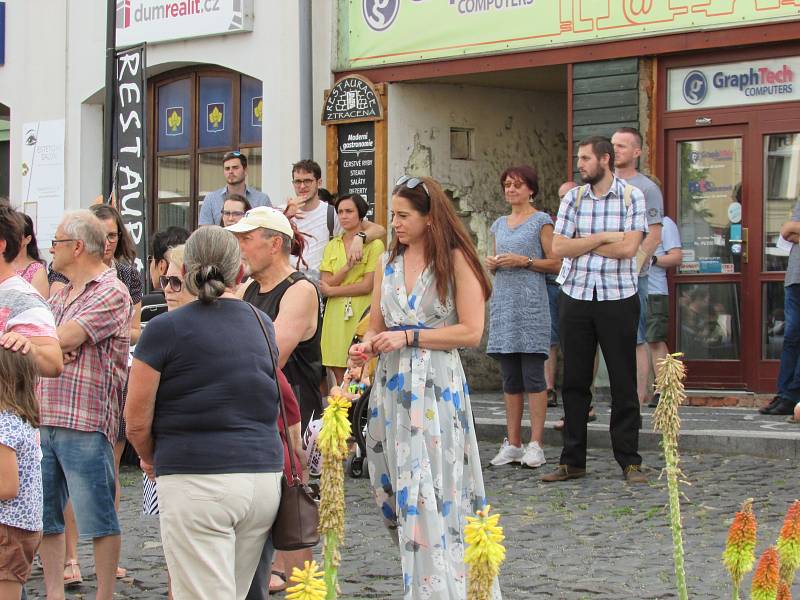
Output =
[{"x1": 387, "y1": 82, "x2": 568, "y2": 389}]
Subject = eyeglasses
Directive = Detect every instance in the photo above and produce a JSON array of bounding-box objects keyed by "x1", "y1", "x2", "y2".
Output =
[
  {"x1": 395, "y1": 175, "x2": 430, "y2": 196},
  {"x1": 106, "y1": 232, "x2": 120, "y2": 242},
  {"x1": 292, "y1": 178, "x2": 316, "y2": 187},
  {"x1": 222, "y1": 210, "x2": 246, "y2": 219},
  {"x1": 51, "y1": 238, "x2": 77, "y2": 247},
  {"x1": 503, "y1": 180, "x2": 525, "y2": 190},
  {"x1": 159, "y1": 275, "x2": 183, "y2": 293}
]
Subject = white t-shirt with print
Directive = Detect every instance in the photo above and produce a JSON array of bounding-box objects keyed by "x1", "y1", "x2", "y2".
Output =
[
  {"x1": 296, "y1": 201, "x2": 343, "y2": 281},
  {"x1": 0, "y1": 274, "x2": 58, "y2": 339}
]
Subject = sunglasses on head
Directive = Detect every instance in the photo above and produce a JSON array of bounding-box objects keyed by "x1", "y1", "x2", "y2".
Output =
[
  {"x1": 395, "y1": 175, "x2": 430, "y2": 196},
  {"x1": 159, "y1": 275, "x2": 183, "y2": 293}
]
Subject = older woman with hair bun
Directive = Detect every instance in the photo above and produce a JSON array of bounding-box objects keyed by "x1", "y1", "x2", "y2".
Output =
[{"x1": 126, "y1": 226, "x2": 284, "y2": 600}]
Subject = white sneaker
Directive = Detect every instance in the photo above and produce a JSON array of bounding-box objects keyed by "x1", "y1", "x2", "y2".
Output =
[
  {"x1": 490, "y1": 439, "x2": 524, "y2": 466},
  {"x1": 521, "y1": 441, "x2": 546, "y2": 468}
]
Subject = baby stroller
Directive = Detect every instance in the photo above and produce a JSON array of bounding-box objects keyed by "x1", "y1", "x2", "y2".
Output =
[
  {"x1": 345, "y1": 312, "x2": 375, "y2": 479},
  {"x1": 346, "y1": 382, "x2": 371, "y2": 478}
]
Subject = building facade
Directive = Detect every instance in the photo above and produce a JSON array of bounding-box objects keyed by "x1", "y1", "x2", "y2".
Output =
[
  {"x1": 0, "y1": 0, "x2": 335, "y2": 246},
  {"x1": 333, "y1": 1, "x2": 800, "y2": 393}
]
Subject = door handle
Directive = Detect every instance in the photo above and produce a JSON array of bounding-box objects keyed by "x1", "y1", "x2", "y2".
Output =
[{"x1": 741, "y1": 227, "x2": 748, "y2": 264}]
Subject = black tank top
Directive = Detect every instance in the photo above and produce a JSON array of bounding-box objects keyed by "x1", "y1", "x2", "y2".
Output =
[{"x1": 243, "y1": 272, "x2": 323, "y2": 430}]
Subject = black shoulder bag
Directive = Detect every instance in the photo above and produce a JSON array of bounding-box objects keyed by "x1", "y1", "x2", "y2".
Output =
[{"x1": 248, "y1": 303, "x2": 320, "y2": 551}]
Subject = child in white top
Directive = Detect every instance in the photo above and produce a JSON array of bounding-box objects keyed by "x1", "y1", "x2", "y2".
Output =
[{"x1": 0, "y1": 346, "x2": 43, "y2": 598}]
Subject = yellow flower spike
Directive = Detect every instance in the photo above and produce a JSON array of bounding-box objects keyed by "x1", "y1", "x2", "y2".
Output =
[
  {"x1": 464, "y1": 505, "x2": 506, "y2": 600},
  {"x1": 286, "y1": 560, "x2": 326, "y2": 600},
  {"x1": 318, "y1": 395, "x2": 352, "y2": 461},
  {"x1": 318, "y1": 394, "x2": 352, "y2": 598}
]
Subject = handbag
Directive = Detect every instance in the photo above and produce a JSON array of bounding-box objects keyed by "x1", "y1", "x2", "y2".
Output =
[{"x1": 248, "y1": 303, "x2": 320, "y2": 551}]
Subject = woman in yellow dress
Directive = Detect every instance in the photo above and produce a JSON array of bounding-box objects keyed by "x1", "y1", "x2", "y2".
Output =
[{"x1": 320, "y1": 194, "x2": 385, "y2": 384}]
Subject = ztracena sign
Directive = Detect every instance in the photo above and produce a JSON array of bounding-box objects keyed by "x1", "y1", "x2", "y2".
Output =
[{"x1": 322, "y1": 75, "x2": 383, "y2": 124}]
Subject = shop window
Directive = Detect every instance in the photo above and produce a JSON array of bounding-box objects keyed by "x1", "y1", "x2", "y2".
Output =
[
  {"x1": 763, "y1": 282, "x2": 785, "y2": 360},
  {"x1": 676, "y1": 282, "x2": 741, "y2": 360},
  {"x1": 152, "y1": 69, "x2": 263, "y2": 232},
  {"x1": 240, "y1": 75, "x2": 263, "y2": 145},
  {"x1": 764, "y1": 133, "x2": 800, "y2": 272}
]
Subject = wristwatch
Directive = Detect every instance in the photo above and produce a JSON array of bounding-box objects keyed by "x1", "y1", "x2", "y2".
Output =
[
  {"x1": 356, "y1": 232, "x2": 368, "y2": 242},
  {"x1": 526, "y1": 257, "x2": 533, "y2": 269},
  {"x1": 651, "y1": 255, "x2": 658, "y2": 267}
]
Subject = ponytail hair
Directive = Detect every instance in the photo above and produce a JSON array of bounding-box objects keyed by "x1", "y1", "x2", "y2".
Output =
[{"x1": 183, "y1": 226, "x2": 241, "y2": 304}]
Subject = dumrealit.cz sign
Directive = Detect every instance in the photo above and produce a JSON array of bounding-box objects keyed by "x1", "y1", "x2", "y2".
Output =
[
  {"x1": 115, "y1": 0, "x2": 253, "y2": 47},
  {"x1": 668, "y1": 57, "x2": 799, "y2": 111}
]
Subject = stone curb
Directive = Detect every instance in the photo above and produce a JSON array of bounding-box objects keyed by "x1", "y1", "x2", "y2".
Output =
[{"x1": 474, "y1": 418, "x2": 800, "y2": 460}]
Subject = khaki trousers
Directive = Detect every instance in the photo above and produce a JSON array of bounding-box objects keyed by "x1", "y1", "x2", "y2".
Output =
[{"x1": 157, "y1": 472, "x2": 282, "y2": 600}]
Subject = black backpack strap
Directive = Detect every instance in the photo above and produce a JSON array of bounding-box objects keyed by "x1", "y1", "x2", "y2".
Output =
[{"x1": 326, "y1": 203, "x2": 336, "y2": 240}]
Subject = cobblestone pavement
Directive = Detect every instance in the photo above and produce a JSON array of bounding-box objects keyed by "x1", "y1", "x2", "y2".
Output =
[{"x1": 25, "y1": 443, "x2": 799, "y2": 599}]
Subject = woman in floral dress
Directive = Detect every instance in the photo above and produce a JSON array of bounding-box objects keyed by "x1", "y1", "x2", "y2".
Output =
[{"x1": 349, "y1": 176, "x2": 500, "y2": 600}]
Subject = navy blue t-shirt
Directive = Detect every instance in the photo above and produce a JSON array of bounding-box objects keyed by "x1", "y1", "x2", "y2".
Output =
[{"x1": 134, "y1": 298, "x2": 283, "y2": 476}]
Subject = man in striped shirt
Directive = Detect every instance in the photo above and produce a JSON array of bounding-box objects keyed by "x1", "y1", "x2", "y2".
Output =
[{"x1": 542, "y1": 136, "x2": 649, "y2": 484}]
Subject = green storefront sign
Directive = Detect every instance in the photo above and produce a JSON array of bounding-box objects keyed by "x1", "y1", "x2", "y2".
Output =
[{"x1": 340, "y1": 0, "x2": 800, "y2": 69}]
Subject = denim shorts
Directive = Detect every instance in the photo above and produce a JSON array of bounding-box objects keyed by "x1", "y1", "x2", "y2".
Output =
[
  {"x1": 637, "y1": 275, "x2": 649, "y2": 345},
  {"x1": 40, "y1": 426, "x2": 120, "y2": 539},
  {"x1": 546, "y1": 281, "x2": 560, "y2": 346}
]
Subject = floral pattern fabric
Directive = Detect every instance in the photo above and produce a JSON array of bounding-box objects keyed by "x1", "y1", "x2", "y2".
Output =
[
  {"x1": 0, "y1": 411, "x2": 42, "y2": 531},
  {"x1": 366, "y1": 253, "x2": 501, "y2": 600}
]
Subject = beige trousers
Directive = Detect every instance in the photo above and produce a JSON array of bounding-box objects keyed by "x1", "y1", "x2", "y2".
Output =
[{"x1": 157, "y1": 471, "x2": 282, "y2": 600}]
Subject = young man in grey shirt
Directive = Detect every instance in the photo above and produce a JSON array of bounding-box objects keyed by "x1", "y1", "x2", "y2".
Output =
[{"x1": 612, "y1": 127, "x2": 663, "y2": 408}]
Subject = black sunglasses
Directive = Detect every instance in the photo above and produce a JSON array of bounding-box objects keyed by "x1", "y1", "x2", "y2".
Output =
[
  {"x1": 159, "y1": 275, "x2": 183, "y2": 293},
  {"x1": 395, "y1": 175, "x2": 430, "y2": 196}
]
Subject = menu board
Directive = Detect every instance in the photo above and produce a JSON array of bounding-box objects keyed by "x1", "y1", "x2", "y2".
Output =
[{"x1": 337, "y1": 121, "x2": 376, "y2": 220}]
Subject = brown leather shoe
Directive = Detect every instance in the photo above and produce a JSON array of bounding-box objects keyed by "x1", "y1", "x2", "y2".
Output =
[
  {"x1": 541, "y1": 464, "x2": 586, "y2": 482},
  {"x1": 623, "y1": 464, "x2": 648, "y2": 484}
]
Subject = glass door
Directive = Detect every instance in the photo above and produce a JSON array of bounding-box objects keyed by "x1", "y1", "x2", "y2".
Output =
[{"x1": 667, "y1": 126, "x2": 750, "y2": 388}]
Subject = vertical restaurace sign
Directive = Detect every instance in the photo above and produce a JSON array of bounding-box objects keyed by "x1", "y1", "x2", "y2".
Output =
[
  {"x1": 337, "y1": 122, "x2": 376, "y2": 220},
  {"x1": 114, "y1": 44, "x2": 148, "y2": 276},
  {"x1": 323, "y1": 75, "x2": 383, "y2": 222}
]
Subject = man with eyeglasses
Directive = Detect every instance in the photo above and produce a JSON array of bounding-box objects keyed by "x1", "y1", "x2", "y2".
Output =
[
  {"x1": 38, "y1": 210, "x2": 133, "y2": 600},
  {"x1": 283, "y1": 159, "x2": 384, "y2": 281},
  {"x1": 197, "y1": 151, "x2": 271, "y2": 226}
]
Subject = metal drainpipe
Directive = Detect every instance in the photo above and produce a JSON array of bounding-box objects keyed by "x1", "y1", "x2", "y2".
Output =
[
  {"x1": 298, "y1": 0, "x2": 313, "y2": 160},
  {"x1": 102, "y1": 0, "x2": 116, "y2": 202}
]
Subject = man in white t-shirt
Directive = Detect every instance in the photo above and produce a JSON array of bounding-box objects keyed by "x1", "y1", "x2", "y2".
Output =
[
  {"x1": 0, "y1": 206, "x2": 63, "y2": 376},
  {"x1": 283, "y1": 160, "x2": 385, "y2": 281},
  {"x1": 645, "y1": 216, "x2": 682, "y2": 407}
]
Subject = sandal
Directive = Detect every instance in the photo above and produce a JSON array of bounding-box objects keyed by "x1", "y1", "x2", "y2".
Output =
[
  {"x1": 116, "y1": 566, "x2": 128, "y2": 579},
  {"x1": 269, "y1": 569, "x2": 288, "y2": 593},
  {"x1": 64, "y1": 560, "x2": 83, "y2": 586}
]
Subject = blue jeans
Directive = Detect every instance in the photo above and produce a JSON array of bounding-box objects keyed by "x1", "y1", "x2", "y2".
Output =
[
  {"x1": 778, "y1": 284, "x2": 800, "y2": 404},
  {"x1": 40, "y1": 426, "x2": 120, "y2": 539}
]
